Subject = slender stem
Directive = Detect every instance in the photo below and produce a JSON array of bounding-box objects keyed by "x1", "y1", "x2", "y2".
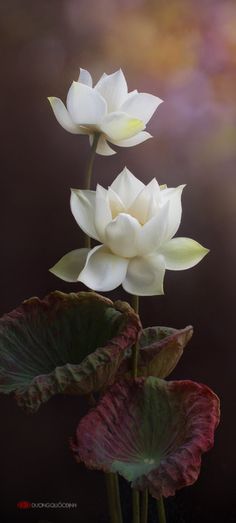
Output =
[
  {"x1": 131, "y1": 295, "x2": 139, "y2": 379},
  {"x1": 113, "y1": 473, "x2": 123, "y2": 523},
  {"x1": 132, "y1": 489, "x2": 140, "y2": 523},
  {"x1": 157, "y1": 496, "x2": 167, "y2": 523},
  {"x1": 105, "y1": 474, "x2": 118, "y2": 523},
  {"x1": 131, "y1": 294, "x2": 140, "y2": 520},
  {"x1": 105, "y1": 473, "x2": 123, "y2": 523},
  {"x1": 131, "y1": 294, "x2": 139, "y2": 314},
  {"x1": 84, "y1": 133, "x2": 100, "y2": 190},
  {"x1": 84, "y1": 132, "x2": 100, "y2": 249},
  {"x1": 141, "y1": 489, "x2": 148, "y2": 523}
]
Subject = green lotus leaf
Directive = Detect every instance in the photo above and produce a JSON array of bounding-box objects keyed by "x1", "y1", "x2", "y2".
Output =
[
  {"x1": 72, "y1": 377, "x2": 220, "y2": 499},
  {"x1": 118, "y1": 325, "x2": 193, "y2": 378},
  {"x1": 0, "y1": 291, "x2": 141, "y2": 412}
]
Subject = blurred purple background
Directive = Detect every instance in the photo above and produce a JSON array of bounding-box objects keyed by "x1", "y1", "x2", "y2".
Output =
[{"x1": 1, "y1": 1, "x2": 236, "y2": 522}]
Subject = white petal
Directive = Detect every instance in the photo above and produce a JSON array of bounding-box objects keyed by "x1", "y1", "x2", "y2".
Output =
[
  {"x1": 160, "y1": 184, "x2": 186, "y2": 241},
  {"x1": 95, "y1": 72, "x2": 108, "y2": 84},
  {"x1": 105, "y1": 213, "x2": 141, "y2": 258},
  {"x1": 126, "y1": 89, "x2": 138, "y2": 98},
  {"x1": 123, "y1": 254, "x2": 165, "y2": 296},
  {"x1": 109, "y1": 131, "x2": 152, "y2": 147},
  {"x1": 94, "y1": 69, "x2": 128, "y2": 111},
  {"x1": 110, "y1": 167, "x2": 144, "y2": 208},
  {"x1": 66, "y1": 82, "x2": 107, "y2": 125},
  {"x1": 89, "y1": 135, "x2": 116, "y2": 156},
  {"x1": 48, "y1": 97, "x2": 86, "y2": 134},
  {"x1": 79, "y1": 245, "x2": 128, "y2": 292},
  {"x1": 94, "y1": 185, "x2": 112, "y2": 242},
  {"x1": 136, "y1": 203, "x2": 170, "y2": 255},
  {"x1": 78, "y1": 68, "x2": 93, "y2": 87},
  {"x1": 128, "y1": 178, "x2": 161, "y2": 225},
  {"x1": 49, "y1": 248, "x2": 89, "y2": 282},
  {"x1": 120, "y1": 92, "x2": 163, "y2": 125},
  {"x1": 70, "y1": 189, "x2": 99, "y2": 240},
  {"x1": 107, "y1": 188, "x2": 125, "y2": 218},
  {"x1": 146, "y1": 191, "x2": 163, "y2": 221},
  {"x1": 101, "y1": 112, "x2": 144, "y2": 141},
  {"x1": 160, "y1": 238, "x2": 209, "y2": 270}
]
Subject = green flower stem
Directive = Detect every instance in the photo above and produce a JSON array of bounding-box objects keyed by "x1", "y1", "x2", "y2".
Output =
[
  {"x1": 105, "y1": 473, "x2": 117, "y2": 523},
  {"x1": 105, "y1": 473, "x2": 123, "y2": 523},
  {"x1": 157, "y1": 496, "x2": 167, "y2": 523},
  {"x1": 131, "y1": 295, "x2": 139, "y2": 379},
  {"x1": 130, "y1": 295, "x2": 140, "y2": 521},
  {"x1": 131, "y1": 294, "x2": 139, "y2": 314},
  {"x1": 84, "y1": 132, "x2": 100, "y2": 190},
  {"x1": 141, "y1": 489, "x2": 148, "y2": 523},
  {"x1": 132, "y1": 489, "x2": 140, "y2": 523},
  {"x1": 113, "y1": 473, "x2": 123, "y2": 523},
  {"x1": 84, "y1": 132, "x2": 100, "y2": 249}
]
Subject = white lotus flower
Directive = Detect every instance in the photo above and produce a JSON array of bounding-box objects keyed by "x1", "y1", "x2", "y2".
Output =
[
  {"x1": 48, "y1": 68, "x2": 163, "y2": 156},
  {"x1": 50, "y1": 168, "x2": 209, "y2": 296}
]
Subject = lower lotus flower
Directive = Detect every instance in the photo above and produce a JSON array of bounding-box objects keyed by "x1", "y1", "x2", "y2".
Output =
[
  {"x1": 71, "y1": 377, "x2": 220, "y2": 499},
  {"x1": 50, "y1": 167, "x2": 209, "y2": 296}
]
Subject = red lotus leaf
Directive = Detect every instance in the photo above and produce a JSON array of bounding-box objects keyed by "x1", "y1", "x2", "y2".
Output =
[{"x1": 72, "y1": 377, "x2": 220, "y2": 499}]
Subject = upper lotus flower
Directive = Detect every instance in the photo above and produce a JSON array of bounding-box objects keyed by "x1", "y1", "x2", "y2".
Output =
[
  {"x1": 48, "y1": 68, "x2": 163, "y2": 156},
  {"x1": 50, "y1": 168, "x2": 209, "y2": 296}
]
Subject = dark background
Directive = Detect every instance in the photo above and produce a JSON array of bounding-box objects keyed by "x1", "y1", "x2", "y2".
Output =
[{"x1": 1, "y1": 1, "x2": 236, "y2": 522}]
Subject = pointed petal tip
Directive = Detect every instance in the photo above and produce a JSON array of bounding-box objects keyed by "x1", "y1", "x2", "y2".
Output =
[
  {"x1": 178, "y1": 183, "x2": 186, "y2": 191},
  {"x1": 47, "y1": 96, "x2": 83, "y2": 134},
  {"x1": 114, "y1": 67, "x2": 123, "y2": 75},
  {"x1": 49, "y1": 265, "x2": 59, "y2": 277},
  {"x1": 162, "y1": 238, "x2": 209, "y2": 271},
  {"x1": 96, "y1": 182, "x2": 106, "y2": 190},
  {"x1": 197, "y1": 245, "x2": 210, "y2": 258},
  {"x1": 47, "y1": 96, "x2": 58, "y2": 106},
  {"x1": 70, "y1": 187, "x2": 82, "y2": 199},
  {"x1": 70, "y1": 187, "x2": 81, "y2": 194},
  {"x1": 49, "y1": 264, "x2": 63, "y2": 278},
  {"x1": 48, "y1": 249, "x2": 90, "y2": 283},
  {"x1": 154, "y1": 95, "x2": 164, "y2": 106}
]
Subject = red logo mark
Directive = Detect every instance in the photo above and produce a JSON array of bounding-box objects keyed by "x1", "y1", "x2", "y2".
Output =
[{"x1": 17, "y1": 501, "x2": 32, "y2": 509}]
